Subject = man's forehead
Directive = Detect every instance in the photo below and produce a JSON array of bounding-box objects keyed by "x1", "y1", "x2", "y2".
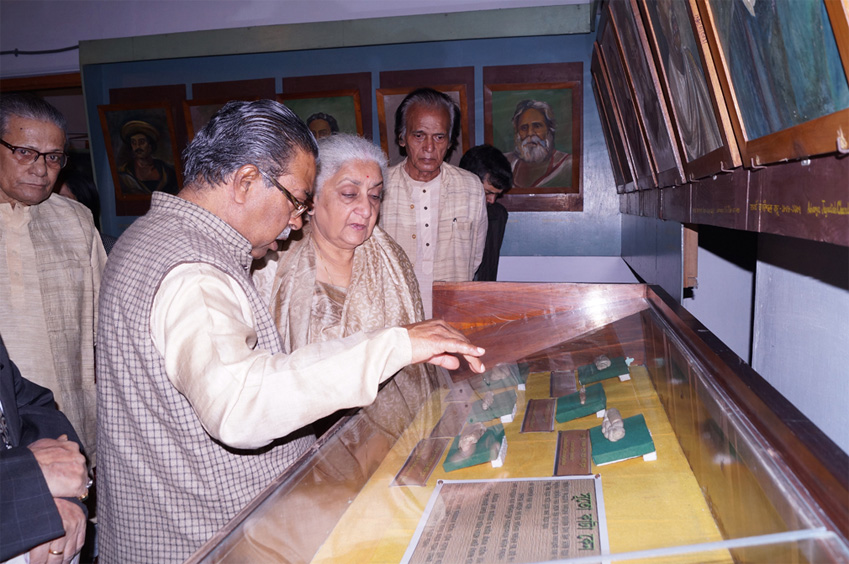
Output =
[
  {"x1": 286, "y1": 150, "x2": 317, "y2": 188},
  {"x1": 4, "y1": 115, "x2": 65, "y2": 148},
  {"x1": 520, "y1": 108, "x2": 545, "y2": 123},
  {"x1": 483, "y1": 180, "x2": 503, "y2": 193},
  {"x1": 408, "y1": 104, "x2": 449, "y2": 125}
]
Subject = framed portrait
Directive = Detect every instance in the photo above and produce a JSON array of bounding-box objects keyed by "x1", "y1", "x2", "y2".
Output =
[
  {"x1": 376, "y1": 84, "x2": 470, "y2": 168},
  {"x1": 282, "y1": 72, "x2": 373, "y2": 140},
  {"x1": 184, "y1": 78, "x2": 276, "y2": 141},
  {"x1": 484, "y1": 63, "x2": 583, "y2": 211},
  {"x1": 108, "y1": 84, "x2": 188, "y2": 155},
  {"x1": 638, "y1": 0, "x2": 741, "y2": 180},
  {"x1": 278, "y1": 90, "x2": 364, "y2": 139},
  {"x1": 598, "y1": 21, "x2": 656, "y2": 191},
  {"x1": 607, "y1": 0, "x2": 684, "y2": 187},
  {"x1": 98, "y1": 102, "x2": 183, "y2": 216},
  {"x1": 591, "y1": 44, "x2": 637, "y2": 194},
  {"x1": 696, "y1": 0, "x2": 849, "y2": 165}
]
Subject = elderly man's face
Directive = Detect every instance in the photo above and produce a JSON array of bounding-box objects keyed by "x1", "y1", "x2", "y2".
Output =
[
  {"x1": 514, "y1": 108, "x2": 554, "y2": 164},
  {"x1": 308, "y1": 119, "x2": 333, "y2": 140},
  {"x1": 400, "y1": 103, "x2": 451, "y2": 182},
  {"x1": 247, "y1": 149, "x2": 316, "y2": 259},
  {"x1": 0, "y1": 116, "x2": 66, "y2": 207}
]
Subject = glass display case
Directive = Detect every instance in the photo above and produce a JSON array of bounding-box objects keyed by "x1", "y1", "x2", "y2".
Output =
[{"x1": 187, "y1": 283, "x2": 848, "y2": 563}]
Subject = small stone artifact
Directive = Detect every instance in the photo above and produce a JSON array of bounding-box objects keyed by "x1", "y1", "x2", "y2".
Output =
[
  {"x1": 594, "y1": 355, "x2": 612, "y2": 370},
  {"x1": 458, "y1": 423, "x2": 487, "y2": 454},
  {"x1": 482, "y1": 364, "x2": 511, "y2": 386},
  {"x1": 480, "y1": 391, "x2": 495, "y2": 411},
  {"x1": 579, "y1": 385, "x2": 587, "y2": 405},
  {"x1": 602, "y1": 408, "x2": 626, "y2": 442}
]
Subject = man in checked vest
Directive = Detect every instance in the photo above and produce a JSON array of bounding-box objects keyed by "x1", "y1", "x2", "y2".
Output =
[{"x1": 96, "y1": 99, "x2": 485, "y2": 562}]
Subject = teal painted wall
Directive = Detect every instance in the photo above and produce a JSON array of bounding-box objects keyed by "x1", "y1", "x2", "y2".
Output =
[{"x1": 84, "y1": 32, "x2": 621, "y2": 257}]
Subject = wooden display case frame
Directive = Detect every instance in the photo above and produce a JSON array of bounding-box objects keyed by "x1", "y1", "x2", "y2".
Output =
[{"x1": 187, "y1": 282, "x2": 849, "y2": 564}]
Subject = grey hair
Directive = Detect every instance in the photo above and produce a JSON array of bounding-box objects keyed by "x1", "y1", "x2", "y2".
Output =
[
  {"x1": 394, "y1": 88, "x2": 461, "y2": 158},
  {"x1": 314, "y1": 134, "x2": 388, "y2": 197},
  {"x1": 182, "y1": 99, "x2": 318, "y2": 189},
  {"x1": 0, "y1": 93, "x2": 67, "y2": 144},
  {"x1": 511, "y1": 99, "x2": 557, "y2": 133}
]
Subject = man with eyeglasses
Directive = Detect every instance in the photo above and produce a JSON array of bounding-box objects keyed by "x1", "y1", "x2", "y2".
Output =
[
  {"x1": 96, "y1": 99, "x2": 486, "y2": 563},
  {"x1": 0, "y1": 93, "x2": 106, "y2": 469}
]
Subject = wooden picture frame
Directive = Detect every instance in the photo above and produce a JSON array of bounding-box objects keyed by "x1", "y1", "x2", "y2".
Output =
[
  {"x1": 591, "y1": 44, "x2": 637, "y2": 194},
  {"x1": 98, "y1": 102, "x2": 183, "y2": 216},
  {"x1": 378, "y1": 66, "x2": 475, "y2": 162},
  {"x1": 597, "y1": 22, "x2": 657, "y2": 191},
  {"x1": 638, "y1": 0, "x2": 741, "y2": 180},
  {"x1": 483, "y1": 63, "x2": 583, "y2": 212},
  {"x1": 183, "y1": 78, "x2": 276, "y2": 141},
  {"x1": 375, "y1": 84, "x2": 471, "y2": 168},
  {"x1": 183, "y1": 96, "x2": 260, "y2": 141},
  {"x1": 696, "y1": 0, "x2": 849, "y2": 166},
  {"x1": 278, "y1": 89, "x2": 364, "y2": 139},
  {"x1": 282, "y1": 72, "x2": 373, "y2": 140},
  {"x1": 608, "y1": 0, "x2": 685, "y2": 187}
]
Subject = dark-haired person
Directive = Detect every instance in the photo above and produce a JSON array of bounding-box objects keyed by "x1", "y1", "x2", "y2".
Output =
[
  {"x1": 56, "y1": 165, "x2": 118, "y2": 254},
  {"x1": 0, "y1": 93, "x2": 106, "y2": 466},
  {"x1": 96, "y1": 99, "x2": 485, "y2": 562},
  {"x1": 306, "y1": 111, "x2": 339, "y2": 139},
  {"x1": 379, "y1": 88, "x2": 487, "y2": 317},
  {"x1": 459, "y1": 144, "x2": 513, "y2": 281}
]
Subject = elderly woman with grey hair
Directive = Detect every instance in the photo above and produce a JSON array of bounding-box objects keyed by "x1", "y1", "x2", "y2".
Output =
[{"x1": 256, "y1": 133, "x2": 436, "y2": 435}]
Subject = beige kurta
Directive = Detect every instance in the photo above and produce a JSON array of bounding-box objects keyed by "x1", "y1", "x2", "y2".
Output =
[
  {"x1": 151, "y1": 262, "x2": 413, "y2": 448},
  {"x1": 0, "y1": 194, "x2": 106, "y2": 462},
  {"x1": 379, "y1": 160, "x2": 487, "y2": 317}
]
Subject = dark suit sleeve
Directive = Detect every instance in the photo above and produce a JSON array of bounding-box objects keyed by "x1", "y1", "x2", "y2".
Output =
[
  {"x1": 0, "y1": 447, "x2": 66, "y2": 560},
  {"x1": 0, "y1": 340, "x2": 87, "y2": 560},
  {"x1": 474, "y1": 203, "x2": 509, "y2": 282},
  {"x1": 14, "y1": 367, "x2": 85, "y2": 449}
]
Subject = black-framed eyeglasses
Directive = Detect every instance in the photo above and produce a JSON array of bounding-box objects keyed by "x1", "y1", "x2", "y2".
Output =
[
  {"x1": 0, "y1": 139, "x2": 67, "y2": 169},
  {"x1": 257, "y1": 169, "x2": 310, "y2": 218}
]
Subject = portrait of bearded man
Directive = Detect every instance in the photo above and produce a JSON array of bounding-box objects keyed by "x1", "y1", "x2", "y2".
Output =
[{"x1": 504, "y1": 99, "x2": 573, "y2": 190}]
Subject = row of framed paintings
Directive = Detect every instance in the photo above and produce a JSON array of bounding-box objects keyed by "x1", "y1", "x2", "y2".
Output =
[
  {"x1": 98, "y1": 63, "x2": 583, "y2": 215},
  {"x1": 592, "y1": 0, "x2": 849, "y2": 194}
]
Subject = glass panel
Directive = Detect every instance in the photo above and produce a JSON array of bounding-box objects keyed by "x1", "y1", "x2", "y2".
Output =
[
  {"x1": 192, "y1": 285, "x2": 848, "y2": 564},
  {"x1": 708, "y1": 0, "x2": 849, "y2": 140}
]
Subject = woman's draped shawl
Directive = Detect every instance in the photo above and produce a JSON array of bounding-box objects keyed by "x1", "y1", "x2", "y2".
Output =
[{"x1": 268, "y1": 224, "x2": 438, "y2": 433}]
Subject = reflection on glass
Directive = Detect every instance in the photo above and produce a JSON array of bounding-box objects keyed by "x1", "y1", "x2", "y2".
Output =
[
  {"x1": 647, "y1": 0, "x2": 722, "y2": 160},
  {"x1": 709, "y1": 0, "x2": 849, "y2": 140}
]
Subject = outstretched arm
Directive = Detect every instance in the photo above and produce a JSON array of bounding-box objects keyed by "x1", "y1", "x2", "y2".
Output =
[{"x1": 405, "y1": 319, "x2": 485, "y2": 373}]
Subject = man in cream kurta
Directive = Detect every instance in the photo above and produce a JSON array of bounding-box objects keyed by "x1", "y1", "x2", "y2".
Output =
[
  {"x1": 379, "y1": 89, "x2": 487, "y2": 318},
  {"x1": 0, "y1": 94, "x2": 106, "y2": 463},
  {"x1": 96, "y1": 100, "x2": 485, "y2": 563}
]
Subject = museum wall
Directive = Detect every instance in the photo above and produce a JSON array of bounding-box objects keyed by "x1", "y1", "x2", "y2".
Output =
[
  {"x1": 752, "y1": 235, "x2": 849, "y2": 454},
  {"x1": 81, "y1": 31, "x2": 621, "y2": 259},
  {"x1": 625, "y1": 216, "x2": 849, "y2": 455},
  {"x1": 592, "y1": 0, "x2": 848, "y2": 455}
]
